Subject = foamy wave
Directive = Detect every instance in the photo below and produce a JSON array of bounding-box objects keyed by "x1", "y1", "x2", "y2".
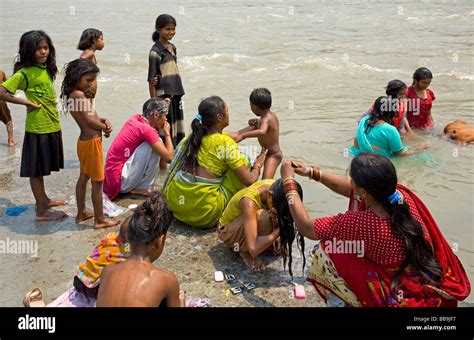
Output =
[
  {"x1": 180, "y1": 53, "x2": 253, "y2": 72},
  {"x1": 436, "y1": 71, "x2": 474, "y2": 81},
  {"x1": 348, "y1": 62, "x2": 398, "y2": 73}
]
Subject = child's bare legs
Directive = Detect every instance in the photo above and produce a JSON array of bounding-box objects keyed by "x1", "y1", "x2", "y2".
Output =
[
  {"x1": 38, "y1": 176, "x2": 67, "y2": 207},
  {"x1": 91, "y1": 180, "x2": 120, "y2": 229},
  {"x1": 6, "y1": 121, "x2": 16, "y2": 146},
  {"x1": 239, "y1": 209, "x2": 274, "y2": 271},
  {"x1": 159, "y1": 157, "x2": 167, "y2": 171},
  {"x1": 30, "y1": 177, "x2": 68, "y2": 221},
  {"x1": 75, "y1": 173, "x2": 94, "y2": 223},
  {"x1": 262, "y1": 151, "x2": 283, "y2": 179}
]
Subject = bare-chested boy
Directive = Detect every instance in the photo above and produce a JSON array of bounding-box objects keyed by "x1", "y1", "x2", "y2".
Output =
[
  {"x1": 232, "y1": 88, "x2": 282, "y2": 179},
  {"x1": 96, "y1": 191, "x2": 185, "y2": 307},
  {"x1": 61, "y1": 59, "x2": 119, "y2": 228}
]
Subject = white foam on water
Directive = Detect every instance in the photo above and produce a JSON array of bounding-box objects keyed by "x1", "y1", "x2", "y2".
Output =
[{"x1": 435, "y1": 71, "x2": 474, "y2": 81}]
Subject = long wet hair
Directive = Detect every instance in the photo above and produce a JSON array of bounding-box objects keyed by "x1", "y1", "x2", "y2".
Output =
[
  {"x1": 412, "y1": 67, "x2": 433, "y2": 85},
  {"x1": 182, "y1": 96, "x2": 226, "y2": 173},
  {"x1": 60, "y1": 59, "x2": 100, "y2": 113},
  {"x1": 127, "y1": 190, "x2": 174, "y2": 251},
  {"x1": 365, "y1": 96, "x2": 396, "y2": 133},
  {"x1": 350, "y1": 153, "x2": 441, "y2": 293},
  {"x1": 14, "y1": 30, "x2": 58, "y2": 79},
  {"x1": 152, "y1": 14, "x2": 177, "y2": 42},
  {"x1": 271, "y1": 179, "x2": 304, "y2": 278},
  {"x1": 77, "y1": 28, "x2": 103, "y2": 50}
]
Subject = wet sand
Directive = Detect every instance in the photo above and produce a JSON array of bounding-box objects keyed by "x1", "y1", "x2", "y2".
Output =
[{"x1": 0, "y1": 160, "x2": 323, "y2": 307}]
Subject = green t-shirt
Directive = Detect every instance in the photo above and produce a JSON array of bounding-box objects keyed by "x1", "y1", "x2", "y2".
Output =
[{"x1": 1, "y1": 65, "x2": 60, "y2": 134}]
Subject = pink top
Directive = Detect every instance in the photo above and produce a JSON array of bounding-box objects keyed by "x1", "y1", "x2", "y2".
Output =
[
  {"x1": 103, "y1": 114, "x2": 160, "y2": 199},
  {"x1": 406, "y1": 85, "x2": 436, "y2": 130},
  {"x1": 313, "y1": 190, "x2": 431, "y2": 267}
]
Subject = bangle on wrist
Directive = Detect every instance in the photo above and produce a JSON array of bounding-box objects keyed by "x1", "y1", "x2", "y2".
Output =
[
  {"x1": 307, "y1": 166, "x2": 313, "y2": 179},
  {"x1": 312, "y1": 167, "x2": 322, "y2": 182},
  {"x1": 283, "y1": 177, "x2": 295, "y2": 184},
  {"x1": 284, "y1": 182, "x2": 298, "y2": 194}
]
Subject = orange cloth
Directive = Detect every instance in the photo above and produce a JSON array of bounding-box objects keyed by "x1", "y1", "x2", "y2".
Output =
[{"x1": 77, "y1": 136, "x2": 104, "y2": 181}]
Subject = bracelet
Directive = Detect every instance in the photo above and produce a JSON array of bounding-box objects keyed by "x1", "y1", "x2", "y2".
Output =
[
  {"x1": 307, "y1": 166, "x2": 313, "y2": 179},
  {"x1": 283, "y1": 177, "x2": 295, "y2": 184},
  {"x1": 284, "y1": 182, "x2": 298, "y2": 194},
  {"x1": 312, "y1": 167, "x2": 322, "y2": 182}
]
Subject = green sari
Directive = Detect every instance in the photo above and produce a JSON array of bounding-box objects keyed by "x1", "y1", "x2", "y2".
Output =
[{"x1": 163, "y1": 133, "x2": 250, "y2": 228}]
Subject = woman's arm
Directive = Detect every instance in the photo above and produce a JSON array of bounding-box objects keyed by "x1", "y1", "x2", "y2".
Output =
[
  {"x1": 280, "y1": 161, "x2": 318, "y2": 240},
  {"x1": 151, "y1": 122, "x2": 174, "y2": 163},
  {"x1": 232, "y1": 149, "x2": 267, "y2": 186},
  {"x1": 290, "y1": 160, "x2": 352, "y2": 198},
  {"x1": 240, "y1": 198, "x2": 279, "y2": 258}
]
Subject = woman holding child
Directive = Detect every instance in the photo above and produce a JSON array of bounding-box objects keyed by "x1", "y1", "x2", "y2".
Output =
[
  {"x1": 163, "y1": 96, "x2": 266, "y2": 228},
  {"x1": 278, "y1": 154, "x2": 470, "y2": 307}
]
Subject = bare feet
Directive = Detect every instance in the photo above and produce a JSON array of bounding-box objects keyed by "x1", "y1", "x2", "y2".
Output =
[
  {"x1": 239, "y1": 251, "x2": 266, "y2": 271},
  {"x1": 35, "y1": 209, "x2": 68, "y2": 222},
  {"x1": 75, "y1": 209, "x2": 95, "y2": 223},
  {"x1": 7, "y1": 140, "x2": 17, "y2": 147},
  {"x1": 47, "y1": 199, "x2": 68, "y2": 207},
  {"x1": 130, "y1": 188, "x2": 154, "y2": 197},
  {"x1": 94, "y1": 217, "x2": 121, "y2": 229}
]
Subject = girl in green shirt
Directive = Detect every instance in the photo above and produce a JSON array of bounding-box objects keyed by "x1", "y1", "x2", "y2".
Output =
[{"x1": 0, "y1": 30, "x2": 67, "y2": 222}]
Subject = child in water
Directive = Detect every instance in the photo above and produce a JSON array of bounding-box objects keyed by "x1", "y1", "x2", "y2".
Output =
[
  {"x1": 61, "y1": 58, "x2": 119, "y2": 228},
  {"x1": 231, "y1": 88, "x2": 282, "y2": 179},
  {"x1": 78, "y1": 28, "x2": 105, "y2": 65}
]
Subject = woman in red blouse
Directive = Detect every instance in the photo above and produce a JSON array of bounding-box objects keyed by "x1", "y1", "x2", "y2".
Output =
[
  {"x1": 406, "y1": 67, "x2": 436, "y2": 130},
  {"x1": 280, "y1": 153, "x2": 470, "y2": 307}
]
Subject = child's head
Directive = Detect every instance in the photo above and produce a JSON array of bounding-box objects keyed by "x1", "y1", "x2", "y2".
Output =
[
  {"x1": 127, "y1": 190, "x2": 174, "y2": 261},
  {"x1": 142, "y1": 97, "x2": 170, "y2": 129},
  {"x1": 77, "y1": 28, "x2": 104, "y2": 51},
  {"x1": 385, "y1": 80, "x2": 407, "y2": 99},
  {"x1": 249, "y1": 88, "x2": 272, "y2": 115},
  {"x1": 183, "y1": 96, "x2": 228, "y2": 173},
  {"x1": 412, "y1": 67, "x2": 433, "y2": 90},
  {"x1": 270, "y1": 179, "x2": 304, "y2": 278},
  {"x1": 152, "y1": 14, "x2": 177, "y2": 42},
  {"x1": 14, "y1": 30, "x2": 57, "y2": 79},
  {"x1": 60, "y1": 59, "x2": 100, "y2": 111}
]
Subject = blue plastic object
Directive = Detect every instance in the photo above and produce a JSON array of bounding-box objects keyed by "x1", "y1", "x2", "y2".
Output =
[{"x1": 5, "y1": 206, "x2": 28, "y2": 216}]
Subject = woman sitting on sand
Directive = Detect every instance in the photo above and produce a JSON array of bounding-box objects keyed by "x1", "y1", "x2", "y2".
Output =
[
  {"x1": 217, "y1": 178, "x2": 302, "y2": 271},
  {"x1": 350, "y1": 96, "x2": 429, "y2": 157},
  {"x1": 96, "y1": 190, "x2": 185, "y2": 307},
  {"x1": 278, "y1": 155, "x2": 470, "y2": 307},
  {"x1": 163, "y1": 96, "x2": 266, "y2": 228}
]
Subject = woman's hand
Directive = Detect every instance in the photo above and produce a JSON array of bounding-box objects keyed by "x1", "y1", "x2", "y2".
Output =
[
  {"x1": 289, "y1": 160, "x2": 311, "y2": 177},
  {"x1": 26, "y1": 102, "x2": 41, "y2": 113},
  {"x1": 159, "y1": 121, "x2": 171, "y2": 136},
  {"x1": 280, "y1": 159, "x2": 295, "y2": 179},
  {"x1": 253, "y1": 148, "x2": 267, "y2": 169}
]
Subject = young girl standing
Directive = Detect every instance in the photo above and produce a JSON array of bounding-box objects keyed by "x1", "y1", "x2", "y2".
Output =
[
  {"x1": 148, "y1": 14, "x2": 185, "y2": 150},
  {"x1": 0, "y1": 30, "x2": 67, "y2": 221},
  {"x1": 78, "y1": 28, "x2": 105, "y2": 65},
  {"x1": 406, "y1": 67, "x2": 436, "y2": 130}
]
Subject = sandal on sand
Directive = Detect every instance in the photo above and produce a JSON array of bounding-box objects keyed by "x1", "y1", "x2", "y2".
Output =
[{"x1": 23, "y1": 288, "x2": 45, "y2": 307}]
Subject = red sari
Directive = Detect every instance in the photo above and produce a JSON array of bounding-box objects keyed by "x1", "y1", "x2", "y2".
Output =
[{"x1": 307, "y1": 184, "x2": 471, "y2": 307}]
